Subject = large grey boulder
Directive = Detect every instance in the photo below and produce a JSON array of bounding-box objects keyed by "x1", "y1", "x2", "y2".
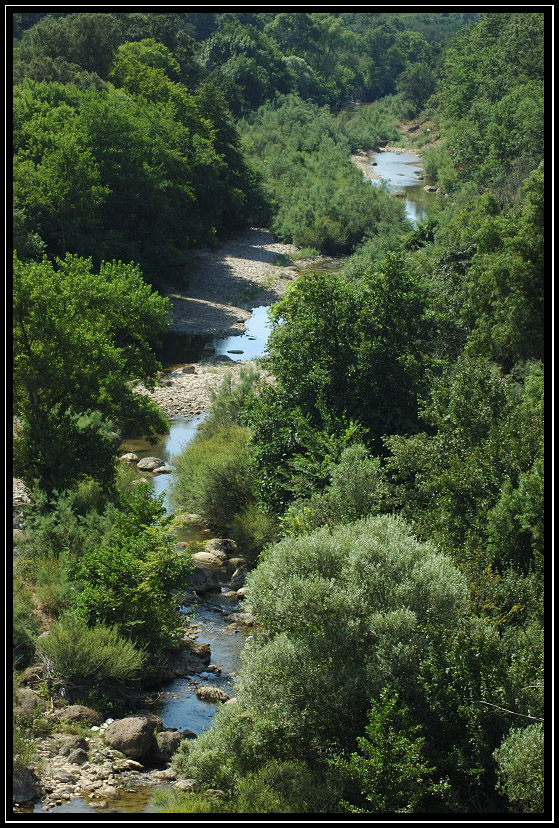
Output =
[
  {"x1": 195, "y1": 686, "x2": 230, "y2": 703},
  {"x1": 230, "y1": 566, "x2": 247, "y2": 591},
  {"x1": 191, "y1": 549, "x2": 227, "y2": 567},
  {"x1": 56, "y1": 705, "x2": 102, "y2": 724},
  {"x1": 136, "y1": 456, "x2": 165, "y2": 472},
  {"x1": 104, "y1": 717, "x2": 157, "y2": 760},
  {"x1": 13, "y1": 768, "x2": 42, "y2": 804},
  {"x1": 118, "y1": 453, "x2": 139, "y2": 463},
  {"x1": 205, "y1": 538, "x2": 238, "y2": 557},
  {"x1": 13, "y1": 688, "x2": 45, "y2": 718},
  {"x1": 152, "y1": 731, "x2": 188, "y2": 763},
  {"x1": 188, "y1": 566, "x2": 221, "y2": 594}
]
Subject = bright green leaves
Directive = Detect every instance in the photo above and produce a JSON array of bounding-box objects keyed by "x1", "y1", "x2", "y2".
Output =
[
  {"x1": 70, "y1": 486, "x2": 192, "y2": 653},
  {"x1": 334, "y1": 689, "x2": 436, "y2": 813},
  {"x1": 13, "y1": 253, "x2": 170, "y2": 491}
]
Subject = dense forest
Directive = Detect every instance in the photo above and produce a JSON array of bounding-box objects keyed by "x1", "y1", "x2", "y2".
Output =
[{"x1": 13, "y1": 12, "x2": 545, "y2": 816}]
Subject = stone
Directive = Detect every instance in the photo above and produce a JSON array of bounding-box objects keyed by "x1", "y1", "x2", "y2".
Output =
[
  {"x1": 175, "y1": 778, "x2": 200, "y2": 792},
  {"x1": 392, "y1": 190, "x2": 406, "y2": 197},
  {"x1": 230, "y1": 566, "x2": 247, "y2": 591},
  {"x1": 13, "y1": 768, "x2": 42, "y2": 804},
  {"x1": 51, "y1": 768, "x2": 80, "y2": 783},
  {"x1": 195, "y1": 686, "x2": 230, "y2": 703},
  {"x1": 181, "y1": 365, "x2": 196, "y2": 374},
  {"x1": 152, "y1": 465, "x2": 173, "y2": 475},
  {"x1": 104, "y1": 717, "x2": 157, "y2": 760},
  {"x1": 58, "y1": 735, "x2": 88, "y2": 756},
  {"x1": 117, "y1": 453, "x2": 139, "y2": 463},
  {"x1": 187, "y1": 566, "x2": 221, "y2": 594},
  {"x1": 136, "y1": 456, "x2": 165, "y2": 472},
  {"x1": 236, "y1": 587, "x2": 247, "y2": 599},
  {"x1": 205, "y1": 537, "x2": 238, "y2": 557},
  {"x1": 56, "y1": 705, "x2": 102, "y2": 725},
  {"x1": 67, "y1": 748, "x2": 89, "y2": 765},
  {"x1": 187, "y1": 640, "x2": 211, "y2": 665},
  {"x1": 13, "y1": 688, "x2": 45, "y2": 718},
  {"x1": 191, "y1": 549, "x2": 228, "y2": 567},
  {"x1": 423, "y1": 185, "x2": 437, "y2": 193},
  {"x1": 152, "y1": 731, "x2": 187, "y2": 763}
]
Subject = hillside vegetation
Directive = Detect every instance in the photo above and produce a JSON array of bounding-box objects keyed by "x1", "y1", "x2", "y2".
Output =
[{"x1": 13, "y1": 12, "x2": 545, "y2": 815}]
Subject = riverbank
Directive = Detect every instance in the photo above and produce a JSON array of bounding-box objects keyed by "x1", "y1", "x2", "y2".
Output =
[{"x1": 163, "y1": 227, "x2": 299, "y2": 338}]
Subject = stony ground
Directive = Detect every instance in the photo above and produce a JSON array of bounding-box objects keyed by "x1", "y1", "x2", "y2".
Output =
[{"x1": 162, "y1": 226, "x2": 299, "y2": 337}]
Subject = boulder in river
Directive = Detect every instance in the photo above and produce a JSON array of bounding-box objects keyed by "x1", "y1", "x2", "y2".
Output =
[
  {"x1": 191, "y1": 550, "x2": 227, "y2": 568},
  {"x1": 152, "y1": 465, "x2": 173, "y2": 475},
  {"x1": 136, "y1": 457, "x2": 165, "y2": 472},
  {"x1": 104, "y1": 717, "x2": 158, "y2": 760},
  {"x1": 205, "y1": 538, "x2": 238, "y2": 557},
  {"x1": 230, "y1": 566, "x2": 247, "y2": 591},
  {"x1": 195, "y1": 686, "x2": 230, "y2": 703},
  {"x1": 13, "y1": 767, "x2": 42, "y2": 804},
  {"x1": 188, "y1": 566, "x2": 221, "y2": 594},
  {"x1": 152, "y1": 731, "x2": 188, "y2": 763},
  {"x1": 117, "y1": 453, "x2": 139, "y2": 463}
]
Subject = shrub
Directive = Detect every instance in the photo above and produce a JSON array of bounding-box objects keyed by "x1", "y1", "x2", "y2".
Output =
[
  {"x1": 229, "y1": 503, "x2": 279, "y2": 564},
  {"x1": 13, "y1": 579, "x2": 41, "y2": 668},
  {"x1": 34, "y1": 551, "x2": 74, "y2": 617},
  {"x1": 170, "y1": 425, "x2": 254, "y2": 532},
  {"x1": 493, "y1": 724, "x2": 544, "y2": 813},
  {"x1": 37, "y1": 616, "x2": 145, "y2": 685}
]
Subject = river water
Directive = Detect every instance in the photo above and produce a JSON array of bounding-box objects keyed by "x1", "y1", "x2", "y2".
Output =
[{"x1": 28, "y1": 145, "x2": 428, "y2": 816}]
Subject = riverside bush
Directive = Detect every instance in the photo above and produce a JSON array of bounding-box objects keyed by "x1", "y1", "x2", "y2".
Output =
[
  {"x1": 37, "y1": 616, "x2": 145, "y2": 684},
  {"x1": 170, "y1": 424, "x2": 254, "y2": 532},
  {"x1": 173, "y1": 515, "x2": 469, "y2": 801},
  {"x1": 13, "y1": 579, "x2": 41, "y2": 668},
  {"x1": 493, "y1": 723, "x2": 544, "y2": 813}
]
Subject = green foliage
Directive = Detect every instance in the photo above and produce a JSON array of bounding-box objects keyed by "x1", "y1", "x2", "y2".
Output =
[
  {"x1": 493, "y1": 724, "x2": 544, "y2": 813},
  {"x1": 155, "y1": 758, "x2": 340, "y2": 813},
  {"x1": 173, "y1": 515, "x2": 470, "y2": 809},
  {"x1": 439, "y1": 13, "x2": 544, "y2": 187},
  {"x1": 197, "y1": 365, "x2": 263, "y2": 440},
  {"x1": 13, "y1": 579, "x2": 41, "y2": 668},
  {"x1": 70, "y1": 486, "x2": 192, "y2": 655},
  {"x1": 13, "y1": 725, "x2": 37, "y2": 773},
  {"x1": 385, "y1": 356, "x2": 544, "y2": 574},
  {"x1": 333, "y1": 689, "x2": 436, "y2": 813},
  {"x1": 280, "y1": 444, "x2": 388, "y2": 536},
  {"x1": 229, "y1": 504, "x2": 279, "y2": 565},
  {"x1": 13, "y1": 74, "x2": 259, "y2": 281},
  {"x1": 37, "y1": 616, "x2": 145, "y2": 684},
  {"x1": 241, "y1": 516, "x2": 467, "y2": 758},
  {"x1": 239, "y1": 95, "x2": 407, "y2": 255},
  {"x1": 34, "y1": 551, "x2": 74, "y2": 617},
  {"x1": 13, "y1": 252, "x2": 169, "y2": 491},
  {"x1": 246, "y1": 254, "x2": 430, "y2": 511},
  {"x1": 170, "y1": 425, "x2": 254, "y2": 533}
]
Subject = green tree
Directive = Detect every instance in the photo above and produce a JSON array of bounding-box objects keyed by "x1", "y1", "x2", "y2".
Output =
[
  {"x1": 493, "y1": 724, "x2": 545, "y2": 813},
  {"x1": 333, "y1": 689, "x2": 435, "y2": 813},
  {"x1": 173, "y1": 514, "x2": 468, "y2": 806},
  {"x1": 70, "y1": 486, "x2": 192, "y2": 657},
  {"x1": 13, "y1": 253, "x2": 169, "y2": 491}
]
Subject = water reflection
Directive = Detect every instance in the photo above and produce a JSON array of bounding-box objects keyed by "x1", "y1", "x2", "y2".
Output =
[{"x1": 368, "y1": 149, "x2": 432, "y2": 226}]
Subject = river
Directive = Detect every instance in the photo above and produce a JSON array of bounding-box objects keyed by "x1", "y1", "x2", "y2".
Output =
[{"x1": 27, "y1": 145, "x2": 428, "y2": 816}]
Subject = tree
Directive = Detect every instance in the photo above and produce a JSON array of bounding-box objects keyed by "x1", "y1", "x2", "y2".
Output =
[
  {"x1": 333, "y1": 689, "x2": 435, "y2": 813},
  {"x1": 69, "y1": 486, "x2": 192, "y2": 657},
  {"x1": 13, "y1": 253, "x2": 169, "y2": 491},
  {"x1": 493, "y1": 724, "x2": 545, "y2": 813}
]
